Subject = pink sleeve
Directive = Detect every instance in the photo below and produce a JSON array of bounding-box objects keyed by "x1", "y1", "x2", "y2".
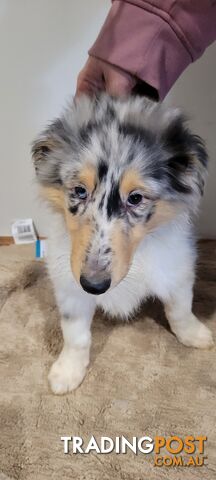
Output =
[{"x1": 89, "y1": 0, "x2": 216, "y2": 99}]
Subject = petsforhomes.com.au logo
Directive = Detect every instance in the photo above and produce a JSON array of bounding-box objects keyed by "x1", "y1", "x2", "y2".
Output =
[{"x1": 61, "y1": 435, "x2": 207, "y2": 467}]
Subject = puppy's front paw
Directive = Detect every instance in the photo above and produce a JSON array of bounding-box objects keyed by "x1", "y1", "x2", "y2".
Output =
[
  {"x1": 48, "y1": 347, "x2": 89, "y2": 394},
  {"x1": 176, "y1": 316, "x2": 214, "y2": 350}
]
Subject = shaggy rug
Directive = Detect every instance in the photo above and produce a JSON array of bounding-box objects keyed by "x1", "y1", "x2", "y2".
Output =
[{"x1": 0, "y1": 242, "x2": 216, "y2": 480}]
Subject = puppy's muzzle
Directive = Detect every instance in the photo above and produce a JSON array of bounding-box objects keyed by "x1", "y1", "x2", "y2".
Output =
[{"x1": 80, "y1": 275, "x2": 111, "y2": 295}]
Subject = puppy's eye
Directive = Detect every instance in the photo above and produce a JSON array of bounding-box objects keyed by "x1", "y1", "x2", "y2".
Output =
[
  {"x1": 75, "y1": 186, "x2": 87, "y2": 200},
  {"x1": 127, "y1": 192, "x2": 143, "y2": 206}
]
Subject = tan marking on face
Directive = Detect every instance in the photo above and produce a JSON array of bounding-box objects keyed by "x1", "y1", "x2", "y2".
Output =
[
  {"x1": 111, "y1": 223, "x2": 131, "y2": 284},
  {"x1": 110, "y1": 219, "x2": 145, "y2": 285},
  {"x1": 78, "y1": 164, "x2": 96, "y2": 193},
  {"x1": 64, "y1": 207, "x2": 80, "y2": 233},
  {"x1": 41, "y1": 185, "x2": 95, "y2": 285},
  {"x1": 110, "y1": 200, "x2": 183, "y2": 286},
  {"x1": 64, "y1": 206, "x2": 94, "y2": 282},
  {"x1": 120, "y1": 169, "x2": 145, "y2": 197},
  {"x1": 146, "y1": 200, "x2": 182, "y2": 232},
  {"x1": 131, "y1": 224, "x2": 147, "y2": 244},
  {"x1": 69, "y1": 221, "x2": 93, "y2": 282},
  {"x1": 40, "y1": 186, "x2": 65, "y2": 212}
]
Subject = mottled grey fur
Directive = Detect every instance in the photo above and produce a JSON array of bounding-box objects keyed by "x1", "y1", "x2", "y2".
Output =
[{"x1": 32, "y1": 94, "x2": 208, "y2": 221}]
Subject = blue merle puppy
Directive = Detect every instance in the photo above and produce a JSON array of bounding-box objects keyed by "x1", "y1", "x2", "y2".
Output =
[{"x1": 32, "y1": 94, "x2": 213, "y2": 394}]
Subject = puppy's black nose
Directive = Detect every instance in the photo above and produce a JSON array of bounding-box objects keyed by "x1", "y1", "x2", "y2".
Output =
[{"x1": 80, "y1": 275, "x2": 111, "y2": 295}]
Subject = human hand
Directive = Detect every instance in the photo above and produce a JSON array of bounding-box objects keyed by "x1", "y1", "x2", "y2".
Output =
[{"x1": 76, "y1": 56, "x2": 136, "y2": 97}]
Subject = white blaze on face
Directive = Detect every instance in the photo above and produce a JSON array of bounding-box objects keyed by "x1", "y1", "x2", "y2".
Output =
[{"x1": 81, "y1": 208, "x2": 113, "y2": 279}]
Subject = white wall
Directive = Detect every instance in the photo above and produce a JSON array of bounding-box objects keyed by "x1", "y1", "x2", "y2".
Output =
[{"x1": 0, "y1": 0, "x2": 215, "y2": 237}]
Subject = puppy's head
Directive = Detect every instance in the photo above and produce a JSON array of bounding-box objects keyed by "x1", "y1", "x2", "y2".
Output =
[{"x1": 32, "y1": 95, "x2": 207, "y2": 295}]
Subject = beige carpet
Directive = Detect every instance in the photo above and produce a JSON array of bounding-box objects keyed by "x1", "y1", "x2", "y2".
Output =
[{"x1": 0, "y1": 242, "x2": 216, "y2": 480}]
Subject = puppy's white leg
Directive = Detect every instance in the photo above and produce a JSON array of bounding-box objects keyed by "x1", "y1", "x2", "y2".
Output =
[
  {"x1": 164, "y1": 285, "x2": 213, "y2": 349},
  {"x1": 48, "y1": 288, "x2": 96, "y2": 394}
]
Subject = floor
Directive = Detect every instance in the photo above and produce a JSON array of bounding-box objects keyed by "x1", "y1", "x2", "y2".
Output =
[{"x1": 0, "y1": 242, "x2": 216, "y2": 480}]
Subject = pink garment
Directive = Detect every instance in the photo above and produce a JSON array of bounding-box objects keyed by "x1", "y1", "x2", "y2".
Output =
[{"x1": 89, "y1": 0, "x2": 216, "y2": 99}]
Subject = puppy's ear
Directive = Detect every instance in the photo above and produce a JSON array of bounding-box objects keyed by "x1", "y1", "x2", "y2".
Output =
[
  {"x1": 162, "y1": 113, "x2": 208, "y2": 197},
  {"x1": 32, "y1": 135, "x2": 62, "y2": 186},
  {"x1": 32, "y1": 138, "x2": 55, "y2": 163},
  {"x1": 32, "y1": 118, "x2": 74, "y2": 186}
]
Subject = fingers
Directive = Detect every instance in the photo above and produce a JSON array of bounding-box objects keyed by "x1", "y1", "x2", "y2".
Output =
[
  {"x1": 76, "y1": 57, "x2": 136, "y2": 97},
  {"x1": 104, "y1": 64, "x2": 136, "y2": 96},
  {"x1": 76, "y1": 58, "x2": 104, "y2": 97}
]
